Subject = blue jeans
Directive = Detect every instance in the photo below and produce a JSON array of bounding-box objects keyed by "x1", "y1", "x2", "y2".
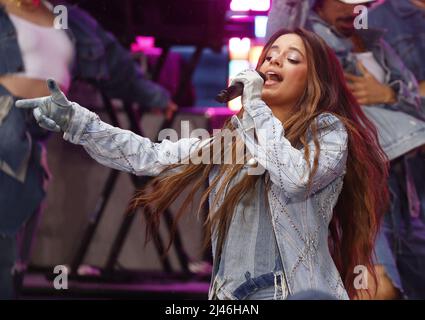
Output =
[
  {"x1": 244, "y1": 287, "x2": 337, "y2": 300},
  {"x1": 0, "y1": 208, "x2": 41, "y2": 300},
  {"x1": 0, "y1": 85, "x2": 46, "y2": 299},
  {"x1": 374, "y1": 224, "x2": 404, "y2": 295},
  {"x1": 375, "y1": 154, "x2": 425, "y2": 299},
  {"x1": 287, "y1": 290, "x2": 337, "y2": 300},
  {"x1": 0, "y1": 235, "x2": 16, "y2": 299}
]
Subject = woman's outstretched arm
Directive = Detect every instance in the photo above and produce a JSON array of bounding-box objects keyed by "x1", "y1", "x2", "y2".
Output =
[{"x1": 15, "y1": 79, "x2": 201, "y2": 176}]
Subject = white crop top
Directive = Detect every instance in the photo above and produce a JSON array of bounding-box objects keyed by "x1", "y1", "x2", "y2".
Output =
[
  {"x1": 354, "y1": 51, "x2": 386, "y2": 84},
  {"x1": 9, "y1": 13, "x2": 74, "y2": 92}
]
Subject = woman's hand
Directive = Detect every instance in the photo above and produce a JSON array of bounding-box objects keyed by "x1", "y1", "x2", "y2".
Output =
[
  {"x1": 15, "y1": 79, "x2": 74, "y2": 132},
  {"x1": 231, "y1": 69, "x2": 265, "y2": 107},
  {"x1": 345, "y1": 62, "x2": 397, "y2": 106}
]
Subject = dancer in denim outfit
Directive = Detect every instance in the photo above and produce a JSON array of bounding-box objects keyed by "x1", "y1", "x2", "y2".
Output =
[{"x1": 266, "y1": 0, "x2": 425, "y2": 299}]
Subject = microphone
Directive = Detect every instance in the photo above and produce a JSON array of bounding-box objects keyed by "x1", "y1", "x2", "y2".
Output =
[{"x1": 215, "y1": 71, "x2": 266, "y2": 103}]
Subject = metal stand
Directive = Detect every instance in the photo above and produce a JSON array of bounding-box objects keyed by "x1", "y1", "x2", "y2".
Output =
[
  {"x1": 68, "y1": 8, "x2": 215, "y2": 279},
  {"x1": 70, "y1": 85, "x2": 191, "y2": 279}
]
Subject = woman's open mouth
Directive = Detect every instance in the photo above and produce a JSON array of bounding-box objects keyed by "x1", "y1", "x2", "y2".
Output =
[{"x1": 265, "y1": 71, "x2": 283, "y2": 86}]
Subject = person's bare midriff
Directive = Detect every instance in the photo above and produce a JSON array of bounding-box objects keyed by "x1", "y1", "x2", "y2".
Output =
[{"x1": 0, "y1": 75, "x2": 62, "y2": 98}]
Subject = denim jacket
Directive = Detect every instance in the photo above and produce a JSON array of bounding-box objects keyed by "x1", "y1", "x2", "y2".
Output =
[
  {"x1": 266, "y1": 0, "x2": 425, "y2": 161},
  {"x1": 62, "y1": 98, "x2": 349, "y2": 299},
  {"x1": 0, "y1": 3, "x2": 170, "y2": 235},
  {"x1": 369, "y1": 0, "x2": 425, "y2": 82}
]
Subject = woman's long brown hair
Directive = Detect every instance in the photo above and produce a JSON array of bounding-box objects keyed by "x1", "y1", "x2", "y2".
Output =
[{"x1": 129, "y1": 28, "x2": 389, "y2": 299}]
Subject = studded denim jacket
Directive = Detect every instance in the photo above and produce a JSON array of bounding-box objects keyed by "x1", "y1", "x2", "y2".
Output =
[{"x1": 62, "y1": 97, "x2": 349, "y2": 299}]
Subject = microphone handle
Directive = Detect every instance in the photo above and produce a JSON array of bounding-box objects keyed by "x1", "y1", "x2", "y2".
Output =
[
  {"x1": 215, "y1": 82, "x2": 244, "y2": 103},
  {"x1": 215, "y1": 71, "x2": 266, "y2": 103}
]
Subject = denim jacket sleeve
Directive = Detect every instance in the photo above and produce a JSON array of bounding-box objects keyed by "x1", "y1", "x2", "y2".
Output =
[
  {"x1": 230, "y1": 101, "x2": 348, "y2": 199},
  {"x1": 63, "y1": 103, "x2": 200, "y2": 176},
  {"x1": 266, "y1": 0, "x2": 313, "y2": 40},
  {"x1": 379, "y1": 39, "x2": 425, "y2": 121}
]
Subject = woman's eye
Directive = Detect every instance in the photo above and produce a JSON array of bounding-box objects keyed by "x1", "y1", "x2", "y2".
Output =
[
  {"x1": 288, "y1": 58, "x2": 300, "y2": 64},
  {"x1": 265, "y1": 56, "x2": 272, "y2": 61}
]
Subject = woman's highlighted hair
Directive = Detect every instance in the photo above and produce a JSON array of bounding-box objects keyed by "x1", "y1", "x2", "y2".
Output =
[{"x1": 131, "y1": 28, "x2": 389, "y2": 299}]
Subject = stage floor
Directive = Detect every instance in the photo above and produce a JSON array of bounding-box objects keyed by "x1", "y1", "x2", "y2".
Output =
[{"x1": 19, "y1": 270, "x2": 210, "y2": 300}]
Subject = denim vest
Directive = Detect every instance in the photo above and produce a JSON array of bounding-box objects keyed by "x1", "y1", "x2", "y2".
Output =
[
  {"x1": 0, "y1": 85, "x2": 45, "y2": 236},
  {"x1": 266, "y1": 0, "x2": 425, "y2": 161},
  {"x1": 369, "y1": 0, "x2": 425, "y2": 82},
  {"x1": 0, "y1": 4, "x2": 170, "y2": 235},
  {"x1": 61, "y1": 99, "x2": 349, "y2": 299}
]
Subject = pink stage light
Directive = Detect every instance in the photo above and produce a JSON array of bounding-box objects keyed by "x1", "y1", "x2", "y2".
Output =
[
  {"x1": 230, "y1": 0, "x2": 270, "y2": 12},
  {"x1": 255, "y1": 16, "x2": 268, "y2": 38},
  {"x1": 248, "y1": 46, "x2": 264, "y2": 66},
  {"x1": 228, "y1": 60, "x2": 250, "y2": 111},
  {"x1": 230, "y1": 0, "x2": 250, "y2": 11},
  {"x1": 136, "y1": 36, "x2": 155, "y2": 49},
  {"x1": 131, "y1": 36, "x2": 160, "y2": 54},
  {"x1": 229, "y1": 37, "x2": 251, "y2": 60},
  {"x1": 229, "y1": 14, "x2": 251, "y2": 22},
  {"x1": 250, "y1": 0, "x2": 270, "y2": 11}
]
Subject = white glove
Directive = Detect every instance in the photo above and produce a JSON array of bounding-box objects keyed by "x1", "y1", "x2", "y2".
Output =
[
  {"x1": 15, "y1": 79, "x2": 74, "y2": 132},
  {"x1": 231, "y1": 69, "x2": 265, "y2": 107}
]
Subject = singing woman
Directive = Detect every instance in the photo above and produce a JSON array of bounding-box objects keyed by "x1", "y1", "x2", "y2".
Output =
[{"x1": 16, "y1": 28, "x2": 389, "y2": 300}]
